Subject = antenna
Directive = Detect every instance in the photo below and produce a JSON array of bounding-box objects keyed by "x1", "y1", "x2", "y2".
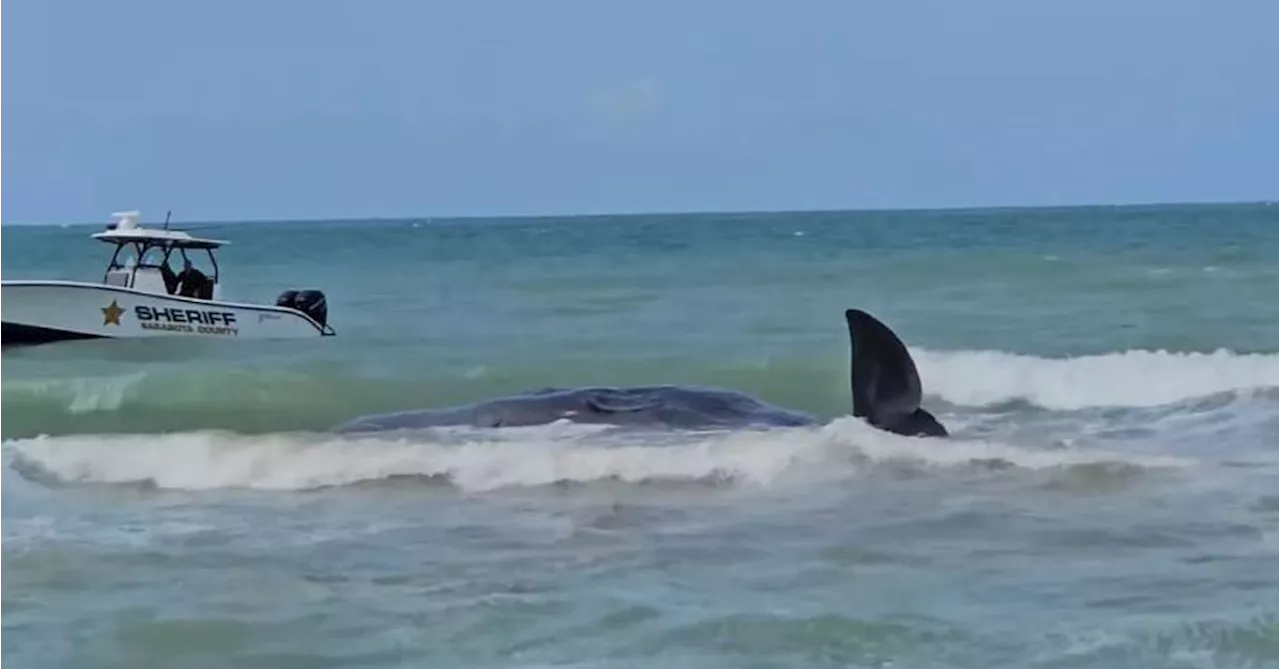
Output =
[{"x1": 164, "y1": 210, "x2": 172, "y2": 230}]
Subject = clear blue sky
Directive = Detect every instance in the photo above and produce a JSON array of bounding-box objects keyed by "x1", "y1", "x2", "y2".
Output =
[{"x1": 3, "y1": 0, "x2": 1276, "y2": 223}]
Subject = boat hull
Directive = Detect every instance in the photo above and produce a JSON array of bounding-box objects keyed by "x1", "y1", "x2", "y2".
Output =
[{"x1": 1, "y1": 280, "x2": 333, "y2": 346}]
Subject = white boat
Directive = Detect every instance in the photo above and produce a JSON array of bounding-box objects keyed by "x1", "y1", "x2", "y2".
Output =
[{"x1": 2, "y1": 211, "x2": 336, "y2": 346}]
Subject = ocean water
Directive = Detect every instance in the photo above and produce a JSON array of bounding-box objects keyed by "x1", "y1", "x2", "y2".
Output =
[{"x1": 2, "y1": 203, "x2": 1277, "y2": 668}]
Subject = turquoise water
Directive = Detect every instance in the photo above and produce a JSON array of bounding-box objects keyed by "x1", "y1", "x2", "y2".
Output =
[{"x1": 3, "y1": 203, "x2": 1278, "y2": 667}]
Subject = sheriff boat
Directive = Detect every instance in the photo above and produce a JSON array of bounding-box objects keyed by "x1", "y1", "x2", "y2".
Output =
[{"x1": 1, "y1": 211, "x2": 336, "y2": 346}]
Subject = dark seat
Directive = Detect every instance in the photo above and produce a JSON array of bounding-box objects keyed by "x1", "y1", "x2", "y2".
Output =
[
  {"x1": 160, "y1": 264, "x2": 180, "y2": 294},
  {"x1": 177, "y1": 268, "x2": 210, "y2": 299}
]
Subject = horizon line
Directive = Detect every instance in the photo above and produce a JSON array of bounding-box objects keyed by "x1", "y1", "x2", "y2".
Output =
[{"x1": 2, "y1": 197, "x2": 1275, "y2": 228}]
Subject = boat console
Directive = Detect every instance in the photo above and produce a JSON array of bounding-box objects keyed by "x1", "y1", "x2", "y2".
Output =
[{"x1": 95, "y1": 211, "x2": 226, "y2": 300}]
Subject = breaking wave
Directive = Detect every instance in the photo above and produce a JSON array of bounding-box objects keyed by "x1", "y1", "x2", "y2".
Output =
[{"x1": 4, "y1": 417, "x2": 1193, "y2": 493}]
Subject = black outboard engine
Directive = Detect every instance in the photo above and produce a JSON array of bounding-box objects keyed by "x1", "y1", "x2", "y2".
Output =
[{"x1": 275, "y1": 289, "x2": 329, "y2": 327}]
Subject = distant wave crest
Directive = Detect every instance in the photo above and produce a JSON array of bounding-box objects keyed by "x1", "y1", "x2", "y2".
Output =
[
  {"x1": 2, "y1": 347, "x2": 1275, "y2": 439},
  {"x1": 914, "y1": 348, "x2": 1278, "y2": 410}
]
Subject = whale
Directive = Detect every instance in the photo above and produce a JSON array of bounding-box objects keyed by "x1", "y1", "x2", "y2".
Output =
[{"x1": 332, "y1": 308, "x2": 948, "y2": 438}]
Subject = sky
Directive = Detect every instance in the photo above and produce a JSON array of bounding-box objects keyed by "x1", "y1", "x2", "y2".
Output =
[{"x1": 2, "y1": 0, "x2": 1277, "y2": 224}]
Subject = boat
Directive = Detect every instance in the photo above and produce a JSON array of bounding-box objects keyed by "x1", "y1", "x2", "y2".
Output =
[{"x1": 1, "y1": 211, "x2": 336, "y2": 346}]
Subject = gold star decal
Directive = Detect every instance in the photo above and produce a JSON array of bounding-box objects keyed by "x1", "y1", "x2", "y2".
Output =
[{"x1": 101, "y1": 300, "x2": 124, "y2": 326}]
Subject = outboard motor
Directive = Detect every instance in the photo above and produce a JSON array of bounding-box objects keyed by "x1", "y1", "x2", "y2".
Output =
[
  {"x1": 293, "y1": 290, "x2": 328, "y2": 327},
  {"x1": 275, "y1": 289, "x2": 329, "y2": 327}
]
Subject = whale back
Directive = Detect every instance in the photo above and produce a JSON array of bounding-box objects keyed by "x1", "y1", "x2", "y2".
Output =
[
  {"x1": 844, "y1": 309, "x2": 946, "y2": 437},
  {"x1": 333, "y1": 308, "x2": 945, "y2": 438}
]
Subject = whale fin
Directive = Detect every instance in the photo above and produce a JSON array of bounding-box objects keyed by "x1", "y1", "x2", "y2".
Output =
[{"x1": 844, "y1": 309, "x2": 947, "y2": 438}]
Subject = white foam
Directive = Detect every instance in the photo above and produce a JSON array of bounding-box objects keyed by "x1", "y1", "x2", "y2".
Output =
[
  {"x1": 913, "y1": 348, "x2": 1278, "y2": 410},
  {"x1": 4, "y1": 419, "x2": 1191, "y2": 493}
]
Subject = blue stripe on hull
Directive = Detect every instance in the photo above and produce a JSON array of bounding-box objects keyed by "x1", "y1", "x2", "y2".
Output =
[{"x1": 1, "y1": 322, "x2": 105, "y2": 347}]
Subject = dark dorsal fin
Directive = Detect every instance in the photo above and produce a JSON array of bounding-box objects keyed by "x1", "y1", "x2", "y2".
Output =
[{"x1": 844, "y1": 309, "x2": 946, "y2": 438}]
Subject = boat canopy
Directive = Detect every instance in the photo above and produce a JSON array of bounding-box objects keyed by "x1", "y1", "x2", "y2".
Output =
[{"x1": 90, "y1": 211, "x2": 229, "y2": 250}]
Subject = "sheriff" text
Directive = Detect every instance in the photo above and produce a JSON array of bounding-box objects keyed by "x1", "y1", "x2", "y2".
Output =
[{"x1": 134, "y1": 306, "x2": 239, "y2": 336}]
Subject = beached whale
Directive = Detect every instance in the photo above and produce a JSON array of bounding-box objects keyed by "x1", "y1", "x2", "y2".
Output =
[{"x1": 333, "y1": 308, "x2": 947, "y2": 438}]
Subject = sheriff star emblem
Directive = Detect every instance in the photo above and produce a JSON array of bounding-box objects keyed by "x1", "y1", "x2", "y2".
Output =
[{"x1": 101, "y1": 300, "x2": 124, "y2": 326}]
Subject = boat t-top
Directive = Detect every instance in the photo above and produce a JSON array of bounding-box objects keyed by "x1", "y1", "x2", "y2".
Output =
[{"x1": 2, "y1": 210, "x2": 336, "y2": 346}]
